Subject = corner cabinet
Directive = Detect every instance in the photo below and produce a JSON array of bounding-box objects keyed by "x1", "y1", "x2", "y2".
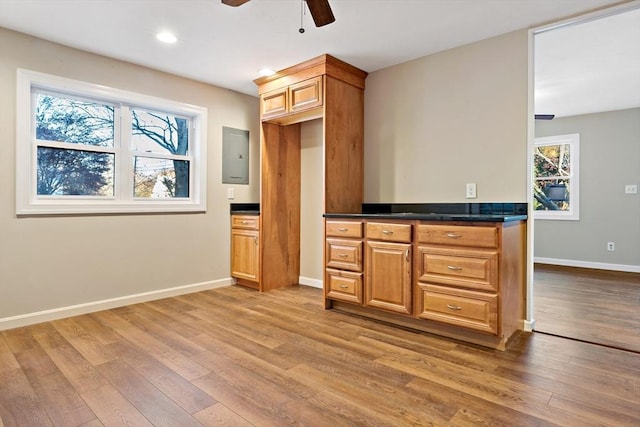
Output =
[
  {"x1": 325, "y1": 217, "x2": 526, "y2": 350},
  {"x1": 255, "y1": 55, "x2": 367, "y2": 292},
  {"x1": 230, "y1": 215, "x2": 260, "y2": 289}
]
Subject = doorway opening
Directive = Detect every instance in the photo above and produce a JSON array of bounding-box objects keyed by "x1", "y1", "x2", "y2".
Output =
[{"x1": 531, "y1": 6, "x2": 640, "y2": 352}]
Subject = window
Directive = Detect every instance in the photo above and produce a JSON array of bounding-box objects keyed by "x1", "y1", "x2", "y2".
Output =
[
  {"x1": 16, "y1": 69, "x2": 207, "y2": 215},
  {"x1": 533, "y1": 133, "x2": 579, "y2": 220}
]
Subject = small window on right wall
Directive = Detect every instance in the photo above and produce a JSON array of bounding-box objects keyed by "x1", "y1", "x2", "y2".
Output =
[{"x1": 533, "y1": 133, "x2": 580, "y2": 220}]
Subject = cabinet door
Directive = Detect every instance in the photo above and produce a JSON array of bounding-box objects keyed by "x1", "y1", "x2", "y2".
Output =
[
  {"x1": 261, "y1": 87, "x2": 288, "y2": 119},
  {"x1": 289, "y1": 76, "x2": 323, "y2": 113},
  {"x1": 231, "y1": 229, "x2": 260, "y2": 282},
  {"x1": 365, "y1": 241, "x2": 412, "y2": 314}
]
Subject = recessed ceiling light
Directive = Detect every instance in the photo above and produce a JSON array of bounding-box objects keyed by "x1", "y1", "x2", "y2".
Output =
[
  {"x1": 156, "y1": 31, "x2": 177, "y2": 44},
  {"x1": 258, "y1": 68, "x2": 276, "y2": 77}
]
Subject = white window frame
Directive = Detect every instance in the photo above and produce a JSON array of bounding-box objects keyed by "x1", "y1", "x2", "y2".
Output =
[
  {"x1": 16, "y1": 69, "x2": 207, "y2": 215},
  {"x1": 533, "y1": 133, "x2": 580, "y2": 221}
]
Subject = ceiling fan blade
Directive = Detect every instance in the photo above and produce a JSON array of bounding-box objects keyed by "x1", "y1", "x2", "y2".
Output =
[
  {"x1": 221, "y1": 0, "x2": 250, "y2": 6},
  {"x1": 306, "y1": 0, "x2": 335, "y2": 27},
  {"x1": 534, "y1": 114, "x2": 555, "y2": 120}
]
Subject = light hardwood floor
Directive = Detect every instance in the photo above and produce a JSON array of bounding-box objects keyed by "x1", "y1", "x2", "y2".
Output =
[
  {"x1": 1, "y1": 284, "x2": 639, "y2": 426},
  {"x1": 533, "y1": 264, "x2": 640, "y2": 352}
]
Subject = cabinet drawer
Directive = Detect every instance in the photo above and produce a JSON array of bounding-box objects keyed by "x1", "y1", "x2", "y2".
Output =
[
  {"x1": 326, "y1": 268, "x2": 363, "y2": 304},
  {"x1": 289, "y1": 76, "x2": 323, "y2": 113},
  {"x1": 366, "y1": 222, "x2": 412, "y2": 243},
  {"x1": 326, "y1": 239, "x2": 363, "y2": 272},
  {"x1": 417, "y1": 284, "x2": 498, "y2": 335},
  {"x1": 326, "y1": 220, "x2": 363, "y2": 238},
  {"x1": 231, "y1": 215, "x2": 259, "y2": 230},
  {"x1": 417, "y1": 224, "x2": 497, "y2": 248},
  {"x1": 417, "y1": 247, "x2": 498, "y2": 292}
]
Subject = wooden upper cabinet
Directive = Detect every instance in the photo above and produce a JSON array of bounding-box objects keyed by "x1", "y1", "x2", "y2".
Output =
[
  {"x1": 255, "y1": 54, "x2": 366, "y2": 126},
  {"x1": 259, "y1": 76, "x2": 323, "y2": 123}
]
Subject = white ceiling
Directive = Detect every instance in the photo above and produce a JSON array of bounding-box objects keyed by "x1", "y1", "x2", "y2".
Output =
[{"x1": 0, "y1": 0, "x2": 638, "y2": 117}]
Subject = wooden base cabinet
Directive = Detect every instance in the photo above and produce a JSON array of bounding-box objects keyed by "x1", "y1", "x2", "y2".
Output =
[
  {"x1": 231, "y1": 215, "x2": 260, "y2": 289},
  {"x1": 325, "y1": 217, "x2": 526, "y2": 350},
  {"x1": 414, "y1": 221, "x2": 526, "y2": 349}
]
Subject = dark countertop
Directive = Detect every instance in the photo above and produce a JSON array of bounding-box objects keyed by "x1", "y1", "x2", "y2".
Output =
[
  {"x1": 324, "y1": 202, "x2": 528, "y2": 222},
  {"x1": 230, "y1": 202, "x2": 528, "y2": 221},
  {"x1": 323, "y1": 212, "x2": 526, "y2": 222},
  {"x1": 230, "y1": 203, "x2": 259, "y2": 215}
]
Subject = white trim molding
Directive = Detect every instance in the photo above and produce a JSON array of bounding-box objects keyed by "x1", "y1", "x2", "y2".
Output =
[
  {"x1": 524, "y1": 319, "x2": 536, "y2": 332},
  {"x1": 0, "y1": 278, "x2": 233, "y2": 331},
  {"x1": 534, "y1": 257, "x2": 640, "y2": 273},
  {"x1": 299, "y1": 276, "x2": 323, "y2": 289}
]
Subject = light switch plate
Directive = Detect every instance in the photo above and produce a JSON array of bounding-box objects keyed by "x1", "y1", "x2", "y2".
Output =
[
  {"x1": 227, "y1": 188, "x2": 235, "y2": 199},
  {"x1": 625, "y1": 184, "x2": 638, "y2": 194}
]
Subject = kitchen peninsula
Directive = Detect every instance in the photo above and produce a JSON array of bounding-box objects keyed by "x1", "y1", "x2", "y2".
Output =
[{"x1": 324, "y1": 202, "x2": 527, "y2": 350}]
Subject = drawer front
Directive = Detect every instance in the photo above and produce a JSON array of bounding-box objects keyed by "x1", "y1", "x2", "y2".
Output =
[
  {"x1": 231, "y1": 215, "x2": 259, "y2": 230},
  {"x1": 417, "y1": 247, "x2": 498, "y2": 292},
  {"x1": 417, "y1": 224, "x2": 497, "y2": 248},
  {"x1": 326, "y1": 268, "x2": 363, "y2": 304},
  {"x1": 417, "y1": 284, "x2": 498, "y2": 335},
  {"x1": 326, "y1": 220, "x2": 363, "y2": 238},
  {"x1": 366, "y1": 222, "x2": 412, "y2": 243},
  {"x1": 326, "y1": 239, "x2": 363, "y2": 272}
]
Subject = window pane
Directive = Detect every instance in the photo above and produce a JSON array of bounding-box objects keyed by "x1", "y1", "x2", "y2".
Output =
[
  {"x1": 131, "y1": 109, "x2": 189, "y2": 155},
  {"x1": 533, "y1": 144, "x2": 571, "y2": 178},
  {"x1": 35, "y1": 93, "x2": 114, "y2": 147},
  {"x1": 133, "y1": 157, "x2": 190, "y2": 198},
  {"x1": 534, "y1": 179, "x2": 570, "y2": 211},
  {"x1": 37, "y1": 146, "x2": 114, "y2": 196}
]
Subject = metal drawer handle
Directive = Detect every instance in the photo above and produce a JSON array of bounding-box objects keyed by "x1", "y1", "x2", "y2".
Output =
[
  {"x1": 382, "y1": 230, "x2": 394, "y2": 235},
  {"x1": 447, "y1": 265, "x2": 462, "y2": 271},
  {"x1": 446, "y1": 233, "x2": 461, "y2": 238},
  {"x1": 241, "y1": 220, "x2": 249, "y2": 224},
  {"x1": 339, "y1": 285, "x2": 349, "y2": 289},
  {"x1": 338, "y1": 227, "x2": 348, "y2": 232},
  {"x1": 446, "y1": 304, "x2": 462, "y2": 311},
  {"x1": 338, "y1": 254, "x2": 349, "y2": 258}
]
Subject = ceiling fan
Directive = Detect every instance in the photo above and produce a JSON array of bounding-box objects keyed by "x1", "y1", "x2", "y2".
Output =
[{"x1": 222, "y1": 0, "x2": 336, "y2": 27}]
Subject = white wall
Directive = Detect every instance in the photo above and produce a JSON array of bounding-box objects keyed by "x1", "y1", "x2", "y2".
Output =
[
  {"x1": 0, "y1": 28, "x2": 260, "y2": 325},
  {"x1": 364, "y1": 29, "x2": 529, "y2": 203},
  {"x1": 535, "y1": 108, "x2": 640, "y2": 269}
]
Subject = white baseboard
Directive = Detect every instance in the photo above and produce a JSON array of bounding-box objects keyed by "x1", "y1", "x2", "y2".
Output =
[
  {"x1": 534, "y1": 257, "x2": 640, "y2": 273},
  {"x1": 299, "y1": 276, "x2": 323, "y2": 288},
  {"x1": 523, "y1": 319, "x2": 536, "y2": 332},
  {"x1": 0, "y1": 277, "x2": 234, "y2": 331}
]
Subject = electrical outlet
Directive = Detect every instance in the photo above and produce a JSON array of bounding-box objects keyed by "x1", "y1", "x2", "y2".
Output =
[
  {"x1": 227, "y1": 188, "x2": 235, "y2": 199},
  {"x1": 465, "y1": 183, "x2": 477, "y2": 199},
  {"x1": 625, "y1": 184, "x2": 638, "y2": 194},
  {"x1": 607, "y1": 242, "x2": 615, "y2": 251}
]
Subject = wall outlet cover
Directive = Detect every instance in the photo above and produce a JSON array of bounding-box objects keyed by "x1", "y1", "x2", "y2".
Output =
[
  {"x1": 624, "y1": 184, "x2": 638, "y2": 194},
  {"x1": 465, "y1": 183, "x2": 477, "y2": 199}
]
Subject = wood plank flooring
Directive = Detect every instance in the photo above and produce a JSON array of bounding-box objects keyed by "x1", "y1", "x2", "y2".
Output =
[
  {"x1": 1, "y1": 284, "x2": 639, "y2": 426},
  {"x1": 533, "y1": 264, "x2": 640, "y2": 352}
]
